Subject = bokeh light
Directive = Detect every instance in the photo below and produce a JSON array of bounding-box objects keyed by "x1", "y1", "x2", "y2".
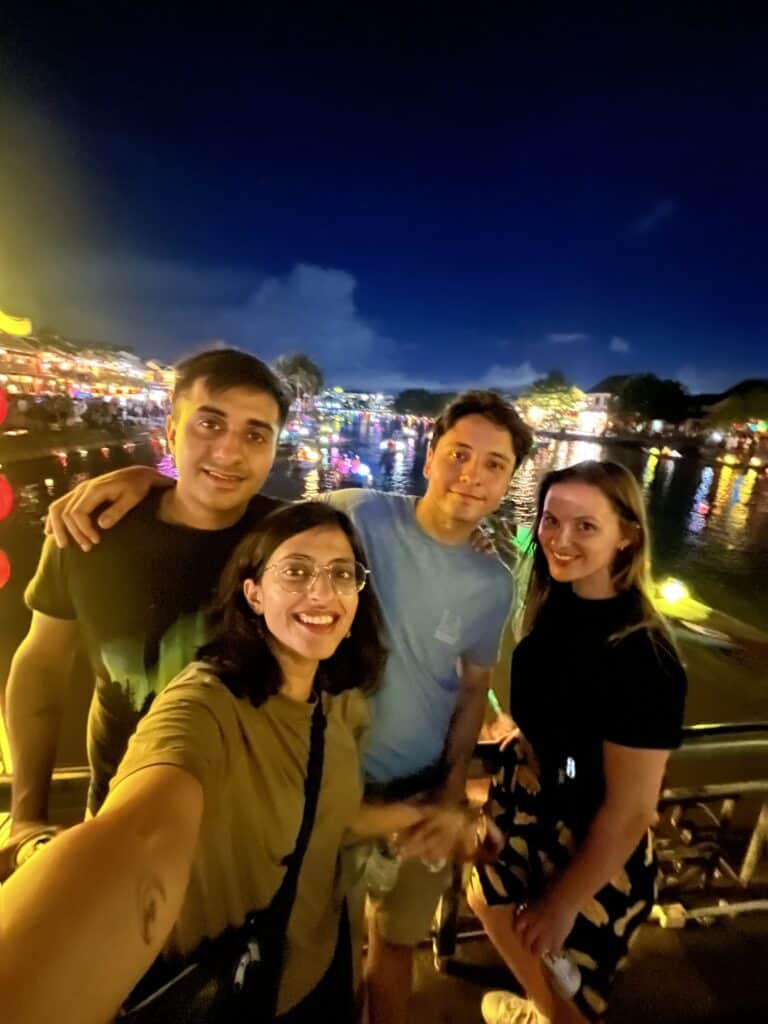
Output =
[
  {"x1": 0, "y1": 475, "x2": 14, "y2": 521},
  {"x1": 0, "y1": 550, "x2": 10, "y2": 590}
]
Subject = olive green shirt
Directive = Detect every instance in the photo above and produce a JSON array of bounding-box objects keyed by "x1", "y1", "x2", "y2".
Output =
[{"x1": 111, "y1": 661, "x2": 369, "y2": 1014}]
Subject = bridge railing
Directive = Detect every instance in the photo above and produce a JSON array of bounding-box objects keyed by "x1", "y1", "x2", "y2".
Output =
[
  {"x1": 432, "y1": 721, "x2": 768, "y2": 968},
  {"x1": 652, "y1": 721, "x2": 768, "y2": 926},
  {"x1": 2, "y1": 724, "x2": 767, "y2": 930}
]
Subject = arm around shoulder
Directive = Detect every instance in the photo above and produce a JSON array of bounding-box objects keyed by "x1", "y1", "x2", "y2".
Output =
[{"x1": 45, "y1": 464, "x2": 172, "y2": 550}]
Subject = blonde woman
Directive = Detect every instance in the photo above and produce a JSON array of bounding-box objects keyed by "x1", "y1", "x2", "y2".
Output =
[{"x1": 469, "y1": 461, "x2": 687, "y2": 1024}]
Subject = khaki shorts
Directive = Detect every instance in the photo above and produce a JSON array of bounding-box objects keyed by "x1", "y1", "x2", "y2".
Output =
[{"x1": 343, "y1": 842, "x2": 452, "y2": 950}]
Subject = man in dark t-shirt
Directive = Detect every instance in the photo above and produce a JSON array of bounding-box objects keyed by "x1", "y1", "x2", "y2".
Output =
[
  {"x1": 2, "y1": 348, "x2": 289, "y2": 834},
  {"x1": 26, "y1": 489, "x2": 280, "y2": 811}
]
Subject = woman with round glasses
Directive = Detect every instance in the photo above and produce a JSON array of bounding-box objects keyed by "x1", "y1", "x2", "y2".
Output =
[{"x1": 2, "y1": 503, "x2": 427, "y2": 1024}]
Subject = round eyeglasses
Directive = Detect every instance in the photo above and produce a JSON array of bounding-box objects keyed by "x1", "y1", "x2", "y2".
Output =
[{"x1": 264, "y1": 557, "x2": 370, "y2": 595}]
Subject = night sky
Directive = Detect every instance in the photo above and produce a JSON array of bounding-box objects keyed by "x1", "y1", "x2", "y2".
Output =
[{"x1": 1, "y1": 5, "x2": 767, "y2": 394}]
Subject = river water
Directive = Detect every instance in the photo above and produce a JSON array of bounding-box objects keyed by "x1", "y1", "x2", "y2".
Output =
[{"x1": 1, "y1": 424, "x2": 767, "y2": 681}]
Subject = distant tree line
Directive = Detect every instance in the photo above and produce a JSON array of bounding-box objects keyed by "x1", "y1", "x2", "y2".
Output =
[
  {"x1": 390, "y1": 371, "x2": 768, "y2": 431},
  {"x1": 593, "y1": 373, "x2": 768, "y2": 428},
  {"x1": 606, "y1": 374, "x2": 689, "y2": 425},
  {"x1": 270, "y1": 350, "x2": 766, "y2": 432},
  {"x1": 708, "y1": 385, "x2": 768, "y2": 427},
  {"x1": 392, "y1": 389, "x2": 458, "y2": 416}
]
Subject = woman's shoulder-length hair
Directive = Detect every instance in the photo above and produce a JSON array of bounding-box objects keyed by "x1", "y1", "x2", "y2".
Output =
[
  {"x1": 521, "y1": 459, "x2": 674, "y2": 647},
  {"x1": 197, "y1": 501, "x2": 387, "y2": 706}
]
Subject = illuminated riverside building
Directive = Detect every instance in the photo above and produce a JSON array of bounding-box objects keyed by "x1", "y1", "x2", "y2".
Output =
[
  {"x1": 0, "y1": 310, "x2": 174, "y2": 401},
  {"x1": 314, "y1": 386, "x2": 394, "y2": 415}
]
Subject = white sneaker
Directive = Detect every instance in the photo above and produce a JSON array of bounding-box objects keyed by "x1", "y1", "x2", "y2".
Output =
[{"x1": 480, "y1": 990, "x2": 551, "y2": 1024}]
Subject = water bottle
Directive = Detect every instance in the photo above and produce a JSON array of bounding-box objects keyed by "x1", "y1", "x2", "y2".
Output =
[
  {"x1": 365, "y1": 839, "x2": 401, "y2": 896},
  {"x1": 543, "y1": 952, "x2": 581, "y2": 999}
]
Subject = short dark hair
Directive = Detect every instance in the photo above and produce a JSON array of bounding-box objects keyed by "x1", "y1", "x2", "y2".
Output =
[
  {"x1": 430, "y1": 389, "x2": 534, "y2": 472},
  {"x1": 198, "y1": 502, "x2": 386, "y2": 705},
  {"x1": 172, "y1": 347, "x2": 291, "y2": 428}
]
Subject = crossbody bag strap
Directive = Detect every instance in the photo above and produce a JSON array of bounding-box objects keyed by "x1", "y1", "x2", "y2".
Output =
[
  {"x1": 261, "y1": 692, "x2": 327, "y2": 931},
  {"x1": 119, "y1": 695, "x2": 327, "y2": 1021}
]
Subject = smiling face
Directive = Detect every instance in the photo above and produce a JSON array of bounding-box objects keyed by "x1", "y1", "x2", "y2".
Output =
[
  {"x1": 167, "y1": 377, "x2": 280, "y2": 527},
  {"x1": 537, "y1": 481, "x2": 632, "y2": 598},
  {"x1": 422, "y1": 413, "x2": 516, "y2": 526},
  {"x1": 242, "y1": 525, "x2": 360, "y2": 666}
]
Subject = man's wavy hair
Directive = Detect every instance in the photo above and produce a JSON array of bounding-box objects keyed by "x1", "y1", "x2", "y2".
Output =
[
  {"x1": 198, "y1": 502, "x2": 386, "y2": 704},
  {"x1": 430, "y1": 390, "x2": 534, "y2": 472}
]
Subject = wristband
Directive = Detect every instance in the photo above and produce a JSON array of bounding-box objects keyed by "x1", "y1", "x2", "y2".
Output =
[{"x1": 13, "y1": 826, "x2": 62, "y2": 870}]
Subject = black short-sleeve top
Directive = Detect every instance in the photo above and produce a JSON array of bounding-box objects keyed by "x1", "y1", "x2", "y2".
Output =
[{"x1": 510, "y1": 584, "x2": 687, "y2": 835}]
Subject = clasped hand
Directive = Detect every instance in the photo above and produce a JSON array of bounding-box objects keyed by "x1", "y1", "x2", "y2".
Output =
[
  {"x1": 514, "y1": 890, "x2": 579, "y2": 957},
  {"x1": 394, "y1": 803, "x2": 474, "y2": 863}
]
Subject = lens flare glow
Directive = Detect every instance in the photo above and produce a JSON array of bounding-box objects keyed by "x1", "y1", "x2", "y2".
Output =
[{"x1": 659, "y1": 578, "x2": 689, "y2": 604}]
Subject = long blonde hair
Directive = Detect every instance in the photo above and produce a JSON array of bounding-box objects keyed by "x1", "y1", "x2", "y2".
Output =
[{"x1": 520, "y1": 460, "x2": 669, "y2": 642}]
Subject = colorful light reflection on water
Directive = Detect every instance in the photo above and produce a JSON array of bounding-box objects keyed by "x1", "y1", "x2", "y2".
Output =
[{"x1": 0, "y1": 430, "x2": 766, "y2": 633}]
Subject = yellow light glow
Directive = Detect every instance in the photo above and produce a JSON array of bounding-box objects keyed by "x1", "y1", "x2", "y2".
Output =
[
  {"x1": 297, "y1": 446, "x2": 321, "y2": 463},
  {"x1": 739, "y1": 469, "x2": 757, "y2": 507},
  {"x1": 0, "y1": 308, "x2": 33, "y2": 336},
  {"x1": 527, "y1": 405, "x2": 545, "y2": 426},
  {"x1": 749, "y1": 456, "x2": 762, "y2": 468},
  {"x1": 659, "y1": 578, "x2": 689, "y2": 604},
  {"x1": 643, "y1": 454, "x2": 658, "y2": 488}
]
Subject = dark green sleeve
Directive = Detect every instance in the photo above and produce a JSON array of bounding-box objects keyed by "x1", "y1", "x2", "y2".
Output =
[{"x1": 24, "y1": 535, "x2": 77, "y2": 620}]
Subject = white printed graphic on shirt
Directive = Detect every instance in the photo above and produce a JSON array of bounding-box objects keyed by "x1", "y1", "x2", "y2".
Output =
[{"x1": 434, "y1": 609, "x2": 462, "y2": 645}]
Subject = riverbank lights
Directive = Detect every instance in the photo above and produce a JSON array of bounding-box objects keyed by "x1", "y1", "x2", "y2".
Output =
[{"x1": 659, "y1": 578, "x2": 689, "y2": 604}]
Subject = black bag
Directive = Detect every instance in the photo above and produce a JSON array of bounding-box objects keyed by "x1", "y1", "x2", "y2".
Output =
[{"x1": 119, "y1": 696, "x2": 327, "y2": 1024}]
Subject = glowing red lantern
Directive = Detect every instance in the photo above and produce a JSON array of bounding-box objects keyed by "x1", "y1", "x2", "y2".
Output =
[
  {"x1": 0, "y1": 550, "x2": 9, "y2": 589},
  {"x1": 0, "y1": 475, "x2": 13, "y2": 521}
]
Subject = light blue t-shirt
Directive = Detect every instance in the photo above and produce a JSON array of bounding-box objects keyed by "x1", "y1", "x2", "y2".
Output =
[{"x1": 323, "y1": 490, "x2": 514, "y2": 783}]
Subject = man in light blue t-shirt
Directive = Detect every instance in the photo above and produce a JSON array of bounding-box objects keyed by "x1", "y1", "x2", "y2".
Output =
[
  {"x1": 324, "y1": 391, "x2": 533, "y2": 1024},
  {"x1": 325, "y1": 488, "x2": 512, "y2": 784}
]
